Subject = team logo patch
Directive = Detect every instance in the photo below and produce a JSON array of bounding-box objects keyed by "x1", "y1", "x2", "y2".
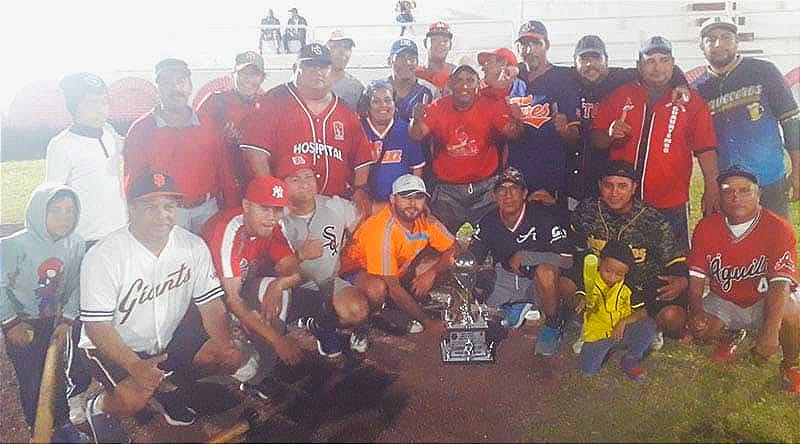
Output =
[
  {"x1": 292, "y1": 155, "x2": 307, "y2": 166},
  {"x1": 153, "y1": 173, "x2": 166, "y2": 188},
  {"x1": 774, "y1": 251, "x2": 796, "y2": 273},
  {"x1": 36, "y1": 258, "x2": 64, "y2": 317},
  {"x1": 382, "y1": 150, "x2": 403, "y2": 163},
  {"x1": 333, "y1": 121, "x2": 344, "y2": 140},
  {"x1": 747, "y1": 102, "x2": 764, "y2": 121},
  {"x1": 509, "y1": 95, "x2": 552, "y2": 129},
  {"x1": 322, "y1": 225, "x2": 338, "y2": 255},
  {"x1": 272, "y1": 185, "x2": 284, "y2": 199}
]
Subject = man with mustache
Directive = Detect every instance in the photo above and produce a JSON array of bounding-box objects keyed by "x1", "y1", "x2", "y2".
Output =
[{"x1": 124, "y1": 58, "x2": 238, "y2": 234}]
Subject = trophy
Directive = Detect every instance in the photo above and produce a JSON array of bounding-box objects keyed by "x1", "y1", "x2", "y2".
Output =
[{"x1": 440, "y1": 223, "x2": 495, "y2": 363}]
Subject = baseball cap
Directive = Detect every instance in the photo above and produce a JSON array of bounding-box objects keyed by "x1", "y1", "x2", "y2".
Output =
[
  {"x1": 450, "y1": 64, "x2": 480, "y2": 79},
  {"x1": 328, "y1": 29, "x2": 355, "y2": 47},
  {"x1": 297, "y1": 43, "x2": 332, "y2": 65},
  {"x1": 154, "y1": 58, "x2": 190, "y2": 81},
  {"x1": 574, "y1": 35, "x2": 608, "y2": 58},
  {"x1": 716, "y1": 164, "x2": 758, "y2": 185},
  {"x1": 392, "y1": 174, "x2": 430, "y2": 198},
  {"x1": 127, "y1": 171, "x2": 182, "y2": 201},
  {"x1": 244, "y1": 176, "x2": 289, "y2": 207},
  {"x1": 516, "y1": 20, "x2": 548, "y2": 43},
  {"x1": 602, "y1": 160, "x2": 638, "y2": 182},
  {"x1": 234, "y1": 51, "x2": 265, "y2": 73},
  {"x1": 640, "y1": 36, "x2": 673, "y2": 57},
  {"x1": 477, "y1": 48, "x2": 518, "y2": 67},
  {"x1": 60, "y1": 72, "x2": 108, "y2": 116},
  {"x1": 600, "y1": 239, "x2": 635, "y2": 269},
  {"x1": 699, "y1": 16, "x2": 738, "y2": 38},
  {"x1": 494, "y1": 167, "x2": 526, "y2": 190},
  {"x1": 390, "y1": 38, "x2": 418, "y2": 58},
  {"x1": 426, "y1": 21, "x2": 452, "y2": 39},
  {"x1": 289, "y1": 7, "x2": 298, "y2": 13},
  {"x1": 275, "y1": 153, "x2": 315, "y2": 179}
]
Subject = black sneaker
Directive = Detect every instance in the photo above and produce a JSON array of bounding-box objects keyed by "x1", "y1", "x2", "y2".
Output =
[
  {"x1": 240, "y1": 375, "x2": 282, "y2": 401},
  {"x1": 297, "y1": 317, "x2": 342, "y2": 358},
  {"x1": 151, "y1": 389, "x2": 197, "y2": 426},
  {"x1": 86, "y1": 394, "x2": 130, "y2": 444}
]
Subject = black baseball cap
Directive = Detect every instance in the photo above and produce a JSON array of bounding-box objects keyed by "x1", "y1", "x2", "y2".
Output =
[
  {"x1": 516, "y1": 20, "x2": 548, "y2": 43},
  {"x1": 154, "y1": 58, "x2": 190, "y2": 81},
  {"x1": 717, "y1": 165, "x2": 758, "y2": 185},
  {"x1": 127, "y1": 171, "x2": 183, "y2": 201},
  {"x1": 297, "y1": 43, "x2": 332, "y2": 65},
  {"x1": 602, "y1": 160, "x2": 638, "y2": 182},
  {"x1": 640, "y1": 36, "x2": 672, "y2": 57},
  {"x1": 574, "y1": 35, "x2": 607, "y2": 58},
  {"x1": 600, "y1": 239, "x2": 635, "y2": 269},
  {"x1": 390, "y1": 38, "x2": 418, "y2": 58},
  {"x1": 494, "y1": 166, "x2": 526, "y2": 190}
]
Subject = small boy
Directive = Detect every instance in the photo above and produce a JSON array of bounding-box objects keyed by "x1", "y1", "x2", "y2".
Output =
[
  {"x1": 576, "y1": 239, "x2": 657, "y2": 381},
  {"x1": 1, "y1": 183, "x2": 88, "y2": 442}
]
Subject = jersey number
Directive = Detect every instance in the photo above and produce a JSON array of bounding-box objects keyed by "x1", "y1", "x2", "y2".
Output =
[{"x1": 757, "y1": 277, "x2": 769, "y2": 294}]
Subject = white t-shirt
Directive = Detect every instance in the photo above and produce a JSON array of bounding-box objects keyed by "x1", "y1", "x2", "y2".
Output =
[
  {"x1": 45, "y1": 123, "x2": 128, "y2": 241},
  {"x1": 78, "y1": 225, "x2": 223, "y2": 355}
]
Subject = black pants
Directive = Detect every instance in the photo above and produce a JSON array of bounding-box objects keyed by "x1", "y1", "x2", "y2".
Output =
[
  {"x1": 5, "y1": 317, "x2": 68, "y2": 428},
  {"x1": 64, "y1": 321, "x2": 92, "y2": 399}
]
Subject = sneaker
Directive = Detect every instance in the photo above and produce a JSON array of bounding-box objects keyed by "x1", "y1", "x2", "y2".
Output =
[
  {"x1": 501, "y1": 303, "x2": 533, "y2": 328},
  {"x1": 572, "y1": 337, "x2": 584, "y2": 354},
  {"x1": 52, "y1": 423, "x2": 90, "y2": 443},
  {"x1": 534, "y1": 325, "x2": 562, "y2": 356},
  {"x1": 151, "y1": 389, "x2": 197, "y2": 426},
  {"x1": 524, "y1": 309, "x2": 541, "y2": 321},
  {"x1": 620, "y1": 355, "x2": 646, "y2": 381},
  {"x1": 87, "y1": 395, "x2": 130, "y2": 444},
  {"x1": 650, "y1": 331, "x2": 664, "y2": 351},
  {"x1": 783, "y1": 366, "x2": 800, "y2": 394},
  {"x1": 67, "y1": 392, "x2": 88, "y2": 425},
  {"x1": 240, "y1": 375, "x2": 282, "y2": 401},
  {"x1": 297, "y1": 317, "x2": 342, "y2": 358},
  {"x1": 710, "y1": 329, "x2": 747, "y2": 364},
  {"x1": 407, "y1": 319, "x2": 424, "y2": 334},
  {"x1": 350, "y1": 330, "x2": 369, "y2": 353}
]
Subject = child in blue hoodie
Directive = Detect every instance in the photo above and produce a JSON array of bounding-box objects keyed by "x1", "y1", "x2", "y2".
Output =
[{"x1": 1, "y1": 183, "x2": 88, "y2": 442}]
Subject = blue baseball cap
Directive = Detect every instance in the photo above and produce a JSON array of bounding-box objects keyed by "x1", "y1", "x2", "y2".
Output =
[{"x1": 390, "y1": 38, "x2": 418, "y2": 58}]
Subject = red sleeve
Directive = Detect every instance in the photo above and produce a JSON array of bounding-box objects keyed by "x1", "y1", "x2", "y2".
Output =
[
  {"x1": 488, "y1": 96, "x2": 512, "y2": 132},
  {"x1": 239, "y1": 95, "x2": 277, "y2": 156},
  {"x1": 767, "y1": 220, "x2": 799, "y2": 284},
  {"x1": 422, "y1": 100, "x2": 443, "y2": 135},
  {"x1": 268, "y1": 225, "x2": 294, "y2": 264},
  {"x1": 200, "y1": 213, "x2": 229, "y2": 278},
  {"x1": 122, "y1": 116, "x2": 153, "y2": 195},
  {"x1": 688, "y1": 92, "x2": 718, "y2": 152},
  {"x1": 591, "y1": 91, "x2": 620, "y2": 131},
  {"x1": 687, "y1": 219, "x2": 712, "y2": 275},
  {"x1": 348, "y1": 113, "x2": 375, "y2": 170},
  {"x1": 211, "y1": 122, "x2": 241, "y2": 209}
]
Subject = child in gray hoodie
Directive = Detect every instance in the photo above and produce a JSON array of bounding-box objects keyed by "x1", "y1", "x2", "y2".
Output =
[{"x1": 1, "y1": 183, "x2": 88, "y2": 442}]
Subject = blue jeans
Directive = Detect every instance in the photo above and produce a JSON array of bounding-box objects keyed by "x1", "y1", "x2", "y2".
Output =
[{"x1": 579, "y1": 316, "x2": 657, "y2": 374}]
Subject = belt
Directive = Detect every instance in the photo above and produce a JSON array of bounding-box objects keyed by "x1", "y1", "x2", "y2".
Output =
[{"x1": 179, "y1": 193, "x2": 212, "y2": 209}]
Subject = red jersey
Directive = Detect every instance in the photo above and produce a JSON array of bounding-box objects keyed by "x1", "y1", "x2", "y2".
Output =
[
  {"x1": 201, "y1": 207, "x2": 294, "y2": 280},
  {"x1": 238, "y1": 83, "x2": 374, "y2": 196},
  {"x1": 688, "y1": 209, "x2": 798, "y2": 308},
  {"x1": 423, "y1": 94, "x2": 511, "y2": 184},
  {"x1": 196, "y1": 90, "x2": 261, "y2": 188},
  {"x1": 416, "y1": 65, "x2": 451, "y2": 91},
  {"x1": 592, "y1": 83, "x2": 718, "y2": 208},
  {"x1": 124, "y1": 109, "x2": 238, "y2": 207}
]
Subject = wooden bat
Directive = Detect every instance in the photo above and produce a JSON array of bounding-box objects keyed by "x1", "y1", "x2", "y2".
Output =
[{"x1": 32, "y1": 323, "x2": 70, "y2": 443}]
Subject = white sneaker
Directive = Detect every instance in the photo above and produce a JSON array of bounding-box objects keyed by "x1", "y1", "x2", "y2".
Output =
[
  {"x1": 650, "y1": 331, "x2": 664, "y2": 351},
  {"x1": 407, "y1": 320, "x2": 424, "y2": 334},
  {"x1": 68, "y1": 392, "x2": 88, "y2": 425},
  {"x1": 524, "y1": 309, "x2": 541, "y2": 321},
  {"x1": 572, "y1": 338, "x2": 584, "y2": 354},
  {"x1": 350, "y1": 331, "x2": 369, "y2": 353}
]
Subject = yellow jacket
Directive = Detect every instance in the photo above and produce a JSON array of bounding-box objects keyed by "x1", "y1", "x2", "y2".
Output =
[{"x1": 578, "y1": 254, "x2": 645, "y2": 342}]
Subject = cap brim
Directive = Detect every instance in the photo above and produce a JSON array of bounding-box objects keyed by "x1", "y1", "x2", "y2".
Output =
[
  {"x1": 391, "y1": 47, "x2": 418, "y2": 57},
  {"x1": 717, "y1": 172, "x2": 758, "y2": 185},
  {"x1": 132, "y1": 191, "x2": 183, "y2": 201},
  {"x1": 701, "y1": 22, "x2": 737, "y2": 37},
  {"x1": 516, "y1": 32, "x2": 546, "y2": 42},
  {"x1": 395, "y1": 190, "x2": 430, "y2": 198},
  {"x1": 574, "y1": 48, "x2": 604, "y2": 58},
  {"x1": 235, "y1": 62, "x2": 264, "y2": 73},
  {"x1": 298, "y1": 57, "x2": 332, "y2": 65},
  {"x1": 494, "y1": 180, "x2": 525, "y2": 189},
  {"x1": 328, "y1": 38, "x2": 355, "y2": 47}
]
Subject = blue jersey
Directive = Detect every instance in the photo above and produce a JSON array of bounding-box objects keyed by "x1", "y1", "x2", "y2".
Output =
[
  {"x1": 692, "y1": 57, "x2": 799, "y2": 186},
  {"x1": 508, "y1": 64, "x2": 581, "y2": 196},
  {"x1": 392, "y1": 79, "x2": 435, "y2": 123},
  {"x1": 362, "y1": 117, "x2": 426, "y2": 201}
]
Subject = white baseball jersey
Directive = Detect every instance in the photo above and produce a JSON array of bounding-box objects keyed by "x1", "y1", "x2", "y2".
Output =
[
  {"x1": 78, "y1": 225, "x2": 223, "y2": 355},
  {"x1": 280, "y1": 195, "x2": 358, "y2": 288}
]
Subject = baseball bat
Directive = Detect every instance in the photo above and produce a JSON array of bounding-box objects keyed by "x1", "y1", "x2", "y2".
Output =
[{"x1": 31, "y1": 323, "x2": 70, "y2": 443}]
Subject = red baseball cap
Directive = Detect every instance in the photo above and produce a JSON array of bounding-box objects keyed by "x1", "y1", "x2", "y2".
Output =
[
  {"x1": 426, "y1": 21, "x2": 452, "y2": 39},
  {"x1": 244, "y1": 176, "x2": 289, "y2": 207},
  {"x1": 274, "y1": 153, "x2": 315, "y2": 179},
  {"x1": 477, "y1": 48, "x2": 518, "y2": 67}
]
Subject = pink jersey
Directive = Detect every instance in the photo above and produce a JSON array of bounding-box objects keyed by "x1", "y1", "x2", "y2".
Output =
[{"x1": 688, "y1": 209, "x2": 798, "y2": 308}]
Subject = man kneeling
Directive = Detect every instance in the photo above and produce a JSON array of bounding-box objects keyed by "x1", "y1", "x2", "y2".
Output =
[{"x1": 79, "y1": 172, "x2": 243, "y2": 443}]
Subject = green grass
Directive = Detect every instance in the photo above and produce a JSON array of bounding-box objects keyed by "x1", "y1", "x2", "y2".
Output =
[{"x1": 1, "y1": 159, "x2": 44, "y2": 226}]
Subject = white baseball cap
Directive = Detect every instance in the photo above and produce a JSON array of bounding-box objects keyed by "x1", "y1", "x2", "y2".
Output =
[
  {"x1": 391, "y1": 174, "x2": 430, "y2": 198},
  {"x1": 699, "y1": 16, "x2": 738, "y2": 38},
  {"x1": 328, "y1": 29, "x2": 355, "y2": 47}
]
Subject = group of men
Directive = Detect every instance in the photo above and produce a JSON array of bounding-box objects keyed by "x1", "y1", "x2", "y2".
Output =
[
  {"x1": 1, "y1": 14, "x2": 799, "y2": 444},
  {"x1": 259, "y1": 7, "x2": 309, "y2": 55}
]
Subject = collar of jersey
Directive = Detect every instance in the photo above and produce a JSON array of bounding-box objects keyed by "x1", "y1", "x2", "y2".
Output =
[
  {"x1": 706, "y1": 55, "x2": 743, "y2": 79},
  {"x1": 153, "y1": 108, "x2": 201, "y2": 128}
]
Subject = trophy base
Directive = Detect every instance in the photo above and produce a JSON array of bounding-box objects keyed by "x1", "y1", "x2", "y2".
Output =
[{"x1": 440, "y1": 327, "x2": 495, "y2": 364}]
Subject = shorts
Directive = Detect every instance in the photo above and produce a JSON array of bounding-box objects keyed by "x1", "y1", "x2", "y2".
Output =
[
  {"x1": 82, "y1": 305, "x2": 208, "y2": 389},
  {"x1": 290, "y1": 278, "x2": 352, "y2": 321},
  {"x1": 702, "y1": 291, "x2": 765, "y2": 331},
  {"x1": 485, "y1": 263, "x2": 537, "y2": 307},
  {"x1": 430, "y1": 175, "x2": 498, "y2": 234},
  {"x1": 657, "y1": 203, "x2": 690, "y2": 253}
]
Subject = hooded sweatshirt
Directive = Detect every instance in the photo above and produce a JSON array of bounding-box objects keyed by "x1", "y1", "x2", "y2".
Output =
[{"x1": 1, "y1": 183, "x2": 85, "y2": 327}]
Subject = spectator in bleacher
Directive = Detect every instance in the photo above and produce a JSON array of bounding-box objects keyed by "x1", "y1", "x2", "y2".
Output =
[
  {"x1": 591, "y1": 36, "x2": 720, "y2": 252},
  {"x1": 409, "y1": 64, "x2": 524, "y2": 233},
  {"x1": 387, "y1": 38, "x2": 437, "y2": 122},
  {"x1": 395, "y1": 1, "x2": 416, "y2": 36},
  {"x1": 510, "y1": 20, "x2": 581, "y2": 225},
  {"x1": 327, "y1": 30, "x2": 364, "y2": 109},
  {"x1": 259, "y1": 9, "x2": 282, "y2": 54},
  {"x1": 417, "y1": 21, "x2": 456, "y2": 91},
  {"x1": 691, "y1": 16, "x2": 800, "y2": 220},
  {"x1": 197, "y1": 51, "x2": 266, "y2": 194},
  {"x1": 570, "y1": 35, "x2": 690, "y2": 201},
  {"x1": 358, "y1": 80, "x2": 425, "y2": 212},
  {"x1": 124, "y1": 58, "x2": 239, "y2": 233},
  {"x1": 284, "y1": 7, "x2": 308, "y2": 53}
]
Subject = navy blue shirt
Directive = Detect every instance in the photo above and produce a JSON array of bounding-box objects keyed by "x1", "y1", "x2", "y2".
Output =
[
  {"x1": 391, "y1": 79, "x2": 435, "y2": 123},
  {"x1": 362, "y1": 117, "x2": 426, "y2": 200}
]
